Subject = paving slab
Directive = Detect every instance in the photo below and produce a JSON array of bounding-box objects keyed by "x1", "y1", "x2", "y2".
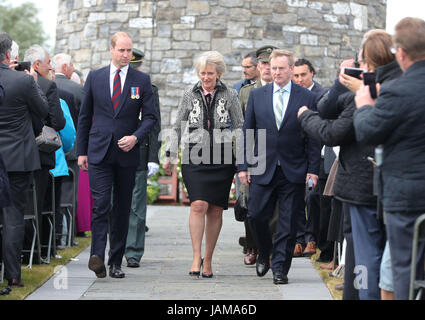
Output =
[{"x1": 26, "y1": 205, "x2": 332, "y2": 300}]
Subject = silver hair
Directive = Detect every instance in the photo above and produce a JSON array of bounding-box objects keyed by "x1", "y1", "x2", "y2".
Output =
[
  {"x1": 194, "y1": 51, "x2": 226, "y2": 79},
  {"x1": 11, "y1": 41, "x2": 19, "y2": 60},
  {"x1": 24, "y1": 45, "x2": 47, "y2": 65},
  {"x1": 52, "y1": 53, "x2": 72, "y2": 72}
]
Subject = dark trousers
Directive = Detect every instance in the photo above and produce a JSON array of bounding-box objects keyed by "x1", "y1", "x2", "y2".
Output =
[
  {"x1": 125, "y1": 170, "x2": 148, "y2": 261},
  {"x1": 1, "y1": 172, "x2": 32, "y2": 280},
  {"x1": 88, "y1": 162, "x2": 136, "y2": 266},
  {"x1": 385, "y1": 211, "x2": 425, "y2": 300},
  {"x1": 44, "y1": 176, "x2": 64, "y2": 250},
  {"x1": 317, "y1": 177, "x2": 334, "y2": 260},
  {"x1": 33, "y1": 166, "x2": 53, "y2": 257},
  {"x1": 248, "y1": 167, "x2": 305, "y2": 275},
  {"x1": 349, "y1": 204, "x2": 386, "y2": 300},
  {"x1": 342, "y1": 202, "x2": 359, "y2": 300}
]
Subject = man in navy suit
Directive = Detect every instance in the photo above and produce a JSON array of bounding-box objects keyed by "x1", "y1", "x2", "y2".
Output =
[
  {"x1": 77, "y1": 32, "x2": 157, "y2": 279},
  {"x1": 238, "y1": 49, "x2": 320, "y2": 285}
]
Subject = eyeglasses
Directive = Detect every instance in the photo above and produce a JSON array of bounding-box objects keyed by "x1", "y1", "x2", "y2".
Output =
[
  {"x1": 390, "y1": 45, "x2": 400, "y2": 55},
  {"x1": 242, "y1": 65, "x2": 255, "y2": 69}
]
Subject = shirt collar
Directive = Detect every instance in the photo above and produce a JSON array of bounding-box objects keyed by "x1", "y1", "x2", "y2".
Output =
[
  {"x1": 110, "y1": 64, "x2": 129, "y2": 76},
  {"x1": 273, "y1": 80, "x2": 292, "y2": 94},
  {"x1": 308, "y1": 83, "x2": 315, "y2": 91}
]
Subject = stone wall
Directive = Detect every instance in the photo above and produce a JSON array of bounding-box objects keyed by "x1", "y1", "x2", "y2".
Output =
[{"x1": 55, "y1": 0, "x2": 387, "y2": 128}]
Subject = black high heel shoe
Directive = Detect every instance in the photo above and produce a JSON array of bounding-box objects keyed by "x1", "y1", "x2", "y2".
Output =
[
  {"x1": 201, "y1": 258, "x2": 213, "y2": 278},
  {"x1": 189, "y1": 258, "x2": 203, "y2": 277}
]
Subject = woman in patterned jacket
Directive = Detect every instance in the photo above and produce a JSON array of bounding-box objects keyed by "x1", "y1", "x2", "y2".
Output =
[{"x1": 164, "y1": 51, "x2": 244, "y2": 278}]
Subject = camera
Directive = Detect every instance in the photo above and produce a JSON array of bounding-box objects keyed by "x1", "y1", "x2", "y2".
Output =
[
  {"x1": 15, "y1": 61, "x2": 31, "y2": 72},
  {"x1": 342, "y1": 67, "x2": 364, "y2": 79}
]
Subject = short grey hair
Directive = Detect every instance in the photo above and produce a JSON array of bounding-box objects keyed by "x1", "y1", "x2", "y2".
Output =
[
  {"x1": 24, "y1": 45, "x2": 48, "y2": 65},
  {"x1": 194, "y1": 51, "x2": 226, "y2": 79},
  {"x1": 52, "y1": 53, "x2": 72, "y2": 71}
]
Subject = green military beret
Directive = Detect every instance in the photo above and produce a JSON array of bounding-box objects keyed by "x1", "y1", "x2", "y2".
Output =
[
  {"x1": 130, "y1": 48, "x2": 145, "y2": 68},
  {"x1": 256, "y1": 45, "x2": 278, "y2": 62}
]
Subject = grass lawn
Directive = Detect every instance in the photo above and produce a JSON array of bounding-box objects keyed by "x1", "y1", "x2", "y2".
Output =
[
  {"x1": 310, "y1": 251, "x2": 344, "y2": 300},
  {"x1": 0, "y1": 235, "x2": 91, "y2": 300}
]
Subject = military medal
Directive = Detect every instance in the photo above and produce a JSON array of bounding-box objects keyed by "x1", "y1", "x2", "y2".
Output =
[
  {"x1": 131, "y1": 87, "x2": 136, "y2": 100},
  {"x1": 135, "y1": 87, "x2": 140, "y2": 100}
]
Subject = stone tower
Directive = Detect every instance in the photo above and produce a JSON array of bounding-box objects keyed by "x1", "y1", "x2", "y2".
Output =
[{"x1": 55, "y1": 0, "x2": 387, "y2": 127}]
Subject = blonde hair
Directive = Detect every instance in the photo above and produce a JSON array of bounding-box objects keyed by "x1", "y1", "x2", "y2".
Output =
[
  {"x1": 194, "y1": 51, "x2": 226, "y2": 79},
  {"x1": 269, "y1": 49, "x2": 295, "y2": 66}
]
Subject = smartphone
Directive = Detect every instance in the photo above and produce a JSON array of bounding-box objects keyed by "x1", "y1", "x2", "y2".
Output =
[
  {"x1": 342, "y1": 67, "x2": 364, "y2": 79},
  {"x1": 363, "y1": 72, "x2": 377, "y2": 99},
  {"x1": 15, "y1": 61, "x2": 31, "y2": 72}
]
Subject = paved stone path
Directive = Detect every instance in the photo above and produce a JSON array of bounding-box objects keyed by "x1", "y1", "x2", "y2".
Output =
[{"x1": 26, "y1": 205, "x2": 332, "y2": 300}]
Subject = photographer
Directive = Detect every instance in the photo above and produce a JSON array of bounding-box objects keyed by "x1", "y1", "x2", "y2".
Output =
[
  {"x1": 298, "y1": 29, "x2": 402, "y2": 299},
  {"x1": 0, "y1": 32, "x2": 49, "y2": 287},
  {"x1": 354, "y1": 17, "x2": 425, "y2": 300}
]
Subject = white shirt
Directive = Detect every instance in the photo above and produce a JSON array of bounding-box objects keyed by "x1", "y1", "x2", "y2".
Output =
[
  {"x1": 110, "y1": 64, "x2": 129, "y2": 98},
  {"x1": 273, "y1": 81, "x2": 292, "y2": 121}
]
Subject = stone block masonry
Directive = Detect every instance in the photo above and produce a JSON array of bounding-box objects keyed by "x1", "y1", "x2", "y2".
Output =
[{"x1": 56, "y1": 0, "x2": 386, "y2": 128}]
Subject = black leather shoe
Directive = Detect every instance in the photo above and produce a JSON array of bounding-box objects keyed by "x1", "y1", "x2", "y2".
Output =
[
  {"x1": 127, "y1": 258, "x2": 140, "y2": 268},
  {"x1": 109, "y1": 265, "x2": 125, "y2": 278},
  {"x1": 8, "y1": 279, "x2": 24, "y2": 287},
  {"x1": 88, "y1": 255, "x2": 106, "y2": 278},
  {"x1": 273, "y1": 272, "x2": 288, "y2": 285},
  {"x1": 256, "y1": 259, "x2": 270, "y2": 277}
]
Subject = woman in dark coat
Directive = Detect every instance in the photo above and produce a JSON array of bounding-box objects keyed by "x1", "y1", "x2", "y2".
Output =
[{"x1": 298, "y1": 30, "x2": 402, "y2": 300}]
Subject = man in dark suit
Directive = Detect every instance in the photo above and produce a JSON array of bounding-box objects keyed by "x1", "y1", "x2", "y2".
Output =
[
  {"x1": 238, "y1": 49, "x2": 320, "y2": 285},
  {"x1": 292, "y1": 58, "x2": 331, "y2": 258},
  {"x1": 77, "y1": 32, "x2": 157, "y2": 279},
  {"x1": 0, "y1": 33, "x2": 49, "y2": 287},
  {"x1": 24, "y1": 45, "x2": 66, "y2": 260},
  {"x1": 125, "y1": 49, "x2": 161, "y2": 268}
]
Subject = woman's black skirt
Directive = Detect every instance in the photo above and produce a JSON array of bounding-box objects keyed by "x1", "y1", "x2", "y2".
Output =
[{"x1": 182, "y1": 163, "x2": 236, "y2": 210}]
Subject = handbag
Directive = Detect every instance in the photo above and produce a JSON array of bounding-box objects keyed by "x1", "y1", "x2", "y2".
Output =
[
  {"x1": 35, "y1": 125, "x2": 62, "y2": 153},
  {"x1": 234, "y1": 184, "x2": 249, "y2": 222}
]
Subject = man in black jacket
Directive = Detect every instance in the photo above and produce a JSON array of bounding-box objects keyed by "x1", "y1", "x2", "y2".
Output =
[
  {"x1": 292, "y1": 58, "x2": 330, "y2": 258},
  {"x1": 0, "y1": 33, "x2": 49, "y2": 286},
  {"x1": 354, "y1": 17, "x2": 425, "y2": 300},
  {"x1": 24, "y1": 45, "x2": 66, "y2": 260}
]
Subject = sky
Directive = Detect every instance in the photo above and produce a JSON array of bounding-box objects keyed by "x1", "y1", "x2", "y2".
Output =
[{"x1": 3, "y1": 0, "x2": 425, "y2": 49}]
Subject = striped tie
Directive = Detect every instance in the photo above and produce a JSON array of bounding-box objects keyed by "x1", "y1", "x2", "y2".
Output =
[
  {"x1": 274, "y1": 88, "x2": 285, "y2": 129},
  {"x1": 112, "y1": 69, "x2": 121, "y2": 110}
]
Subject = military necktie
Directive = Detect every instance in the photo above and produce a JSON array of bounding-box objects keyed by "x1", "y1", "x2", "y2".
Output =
[{"x1": 112, "y1": 69, "x2": 122, "y2": 110}]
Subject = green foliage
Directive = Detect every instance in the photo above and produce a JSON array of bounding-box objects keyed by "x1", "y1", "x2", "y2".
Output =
[{"x1": 0, "y1": 1, "x2": 48, "y2": 59}]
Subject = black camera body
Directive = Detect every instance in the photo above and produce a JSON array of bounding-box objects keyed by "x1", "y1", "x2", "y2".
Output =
[{"x1": 15, "y1": 61, "x2": 31, "y2": 72}]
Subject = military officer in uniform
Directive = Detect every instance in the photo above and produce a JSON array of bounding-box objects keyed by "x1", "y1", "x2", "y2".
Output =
[{"x1": 125, "y1": 48, "x2": 162, "y2": 268}]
